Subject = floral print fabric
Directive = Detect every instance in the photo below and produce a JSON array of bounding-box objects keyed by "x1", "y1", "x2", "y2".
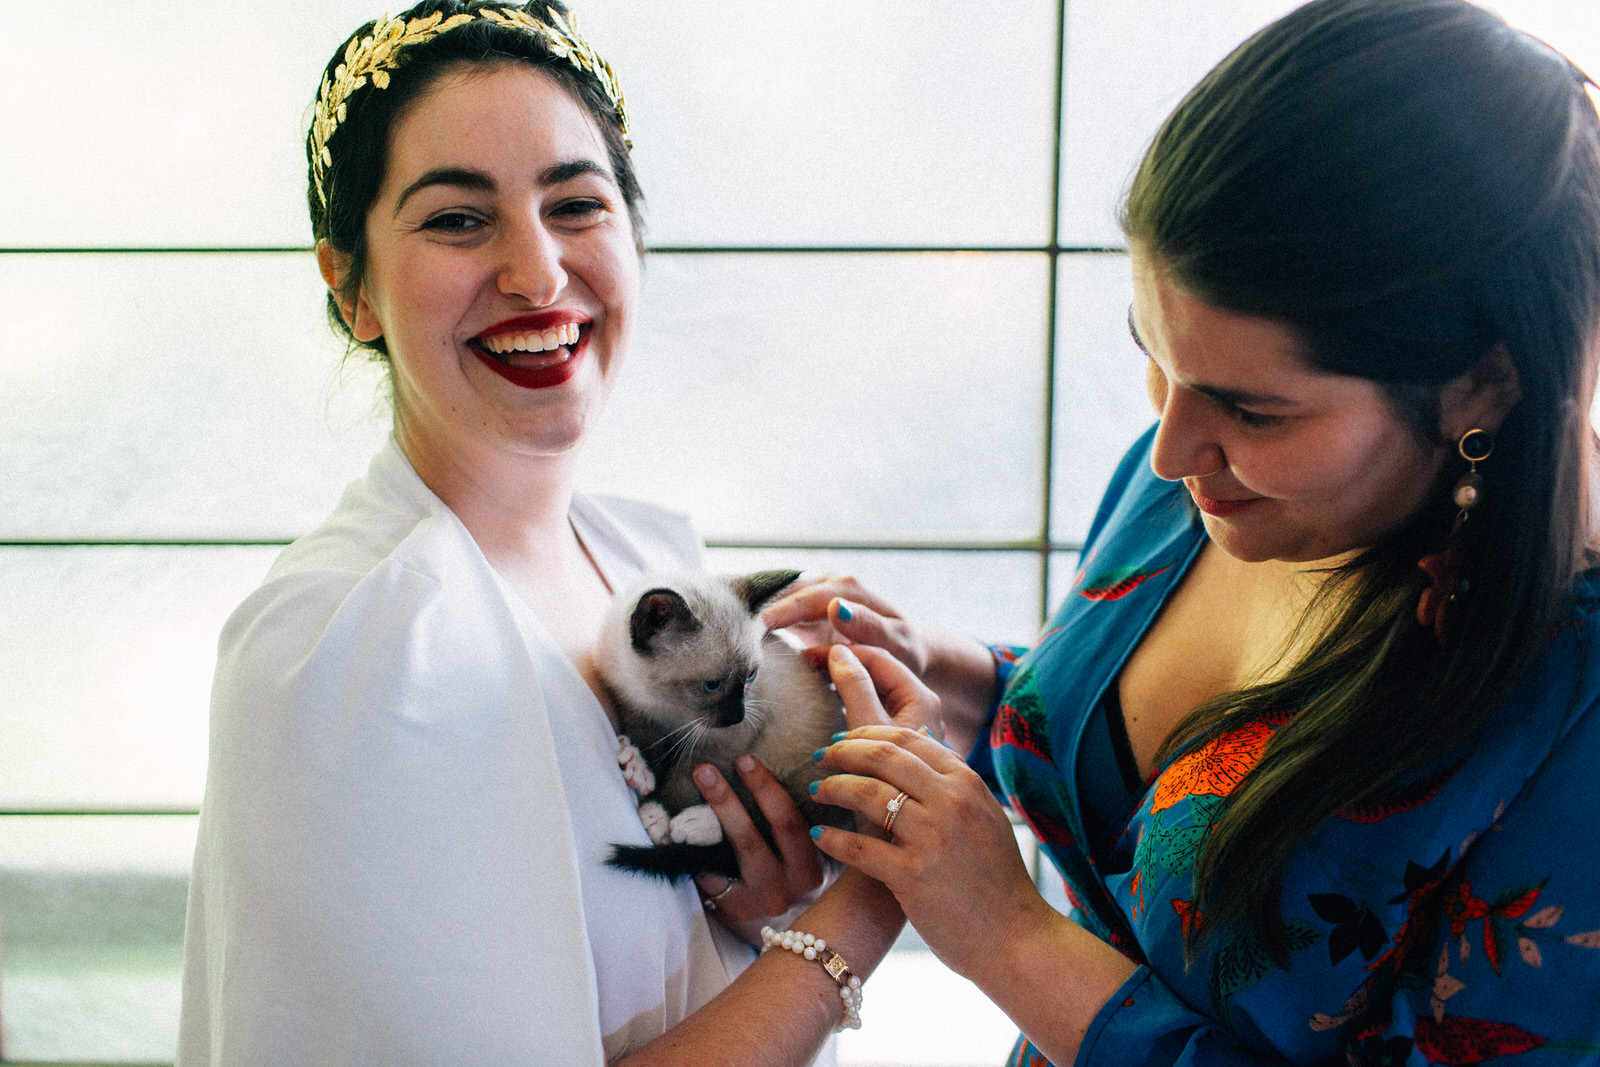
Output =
[{"x1": 989, "y1": 427, "x2": 1600, "y2": 1065}]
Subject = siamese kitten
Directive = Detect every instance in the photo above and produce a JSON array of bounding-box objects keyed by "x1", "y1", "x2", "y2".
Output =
[{"x1": 596, "y1": 568, "x2": 850, "y2": 880}]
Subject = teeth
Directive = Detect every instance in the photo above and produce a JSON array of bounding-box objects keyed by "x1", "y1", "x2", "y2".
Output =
[{"x1": 479, "y1": 322, "x2": 581, "y2": 355}]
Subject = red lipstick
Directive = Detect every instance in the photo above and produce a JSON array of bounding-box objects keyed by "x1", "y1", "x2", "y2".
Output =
[
  {"x1": 474, "y1": 347, "x2": 582, "y2": 389},
  {"x1": 471, "y1": 312, "x2": 590, "y2": 391},
  {"x1": 475, "y1": 311, "x2": 587, "y2": 337}
]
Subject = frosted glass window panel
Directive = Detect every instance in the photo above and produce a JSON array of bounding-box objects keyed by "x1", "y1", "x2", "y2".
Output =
[
  {"x1": 707, "y1": 547, "x2": 1044, "y2": 647},
  {"x1": 582, "y1": 252, "x2": 1050, "y2": 544},
  {"x1": 0, "y1": 0, "x2": 381, "y2": 248},
  {"x1": 1051, "y1": 254, "x2": 1151, "y2": 545},
  {"x1": 1058, "y1": 0, "x2": 1303, "y2": 247},
  {"x1": 0, "y1": 815, "x2": 194, "y2": 1062},
  {"x1": 0, "y1": 254, "x2": 389, "y2": 542},
  {"x1": 0, "y1": 547, "x2": 276, "y2": 809},
  {"x1": 1058, "y1": 0, "x2": 1600, "y2": 248},
  {"x1": 581, "y1": 1, "x2": 1059, "y2": 248},
  {"x1": 2, "y1": 0, "x2": 1057, "y2": 250}
]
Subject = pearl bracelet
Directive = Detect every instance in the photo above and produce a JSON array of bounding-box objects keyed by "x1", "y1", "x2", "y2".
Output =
[{"x1": 759, "y1": 925, "x2": 863, "y2": 1031}]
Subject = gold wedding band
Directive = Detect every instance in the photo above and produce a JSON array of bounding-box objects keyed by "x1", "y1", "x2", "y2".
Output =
[{"x1": 883, "y1": 791, "x2": 909, "y2": 836}]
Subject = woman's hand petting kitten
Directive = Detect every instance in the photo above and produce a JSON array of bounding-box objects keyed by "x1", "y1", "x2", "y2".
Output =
[
  {"x1": 766, "y1": 574, "x2": 998, "y2": 756},
  {"x1": 762, "y1": 573, "x2": 932, "y2": 673}
]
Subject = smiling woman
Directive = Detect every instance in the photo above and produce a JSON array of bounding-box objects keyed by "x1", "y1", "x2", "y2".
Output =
[
  {"x1": 764, "y1": 0, "x2": 1600, "y2": 1062},
  {"x1": 322, "y1": 64, "x2": 641, "y2": 495},
  {"x1": 174, "y1": 5, "x2": 909, "y2": 1065}
]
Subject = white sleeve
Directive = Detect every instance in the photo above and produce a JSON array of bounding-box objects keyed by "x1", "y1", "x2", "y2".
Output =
[{"x1": 178, "y1": 548, "x2": 606, "y2": 1066}]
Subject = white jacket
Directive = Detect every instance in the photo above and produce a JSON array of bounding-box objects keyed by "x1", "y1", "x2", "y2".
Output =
[{"x1": 178, "y1": 438, "x2": 742, "y2": 1065}]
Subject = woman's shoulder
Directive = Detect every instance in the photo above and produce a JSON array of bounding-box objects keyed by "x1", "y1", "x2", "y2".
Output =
[
  {"x1": 573, "y1": 490, "x2": 705, "y2": 572},
  {"x1": 219, "y1": 445, "x2": 487, "y2": 682},
  {"x1": 266, "y1": 438, "x2": 459, "y2": 576},
  {"x1": 211, "y1": 510, "x2": 543, "y2": 770},
  {"x1": 1490, "y1": 566, "x2": 1600, "y2": 721},
  {"x1": 217, "y1": 531, "x2": 474, "y2": 704}
]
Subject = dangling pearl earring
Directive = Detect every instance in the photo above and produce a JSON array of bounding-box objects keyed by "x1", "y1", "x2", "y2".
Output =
[
  {"x1": 1417, "y1": 428, "x2": 1495, "y2": 640},
  {"x1": 1451, "y1": 428, "x2": 1494, "y2": 524}
]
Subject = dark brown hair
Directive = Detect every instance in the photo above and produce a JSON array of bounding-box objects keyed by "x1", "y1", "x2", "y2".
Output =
[{"x1": 1121, "y1": 0, "x2": 1600, "y2": 963}]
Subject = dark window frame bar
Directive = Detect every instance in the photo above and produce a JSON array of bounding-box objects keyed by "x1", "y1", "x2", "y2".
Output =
[{"x1": 0, "y1": 4, "x2": 1094, "y2": 821}]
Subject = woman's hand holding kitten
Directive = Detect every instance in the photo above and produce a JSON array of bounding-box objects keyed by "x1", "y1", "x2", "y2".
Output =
[{"x1": 690, "y1": 756, "x2": 829, "y2": 928}]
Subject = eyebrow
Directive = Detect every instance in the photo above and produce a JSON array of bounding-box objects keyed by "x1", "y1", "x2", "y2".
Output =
[
  {"x1": 1126, "y1": 305, "x2": 1298, "y2": 409},
  {"x1": 542, "y1": 159, "x2": 610, "y2": 185},
  {"x1": 392, "y1": 159, "x2": 613, "y2": 215}
]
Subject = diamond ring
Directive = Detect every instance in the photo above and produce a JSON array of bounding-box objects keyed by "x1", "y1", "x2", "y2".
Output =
[{"x1": 883, "y1": 791, "x2": 909, "y2": 836}]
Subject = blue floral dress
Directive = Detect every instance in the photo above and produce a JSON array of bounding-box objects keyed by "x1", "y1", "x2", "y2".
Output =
[{"x1": 982, "y1": 427, "x2": 1600, "y2": 1065}]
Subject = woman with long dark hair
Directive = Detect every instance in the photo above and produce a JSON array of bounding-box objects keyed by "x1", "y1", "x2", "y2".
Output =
[{"x1": 775, "y1": 0, "x2": 1600, "y2": 1060}]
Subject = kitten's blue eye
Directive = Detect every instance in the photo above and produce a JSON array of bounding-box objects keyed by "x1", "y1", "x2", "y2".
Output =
[
  {"x1": 703, "y1": 679, "x2": 723, "y2": 693},
  {"x1": 746, "y1": 667, "x2": 759, "y2": 683}
]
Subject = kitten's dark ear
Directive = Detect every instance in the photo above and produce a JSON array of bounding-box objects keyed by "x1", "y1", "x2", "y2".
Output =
[
  {"x1": 736, "y1": 569, "x2": 802, "y2": 615},
  {"x1": 630, "y1": 589, "x2": 699, "y2": 654}
]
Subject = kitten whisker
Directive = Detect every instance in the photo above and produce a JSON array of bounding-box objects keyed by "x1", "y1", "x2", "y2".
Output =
[{"x1": 654, "y1": 718, "x2": 709, "y2": 768}]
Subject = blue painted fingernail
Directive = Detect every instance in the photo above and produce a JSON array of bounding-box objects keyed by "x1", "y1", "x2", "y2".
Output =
[
  {"x1": 810, "y1": 826, "x2": 824, "y2": 840},
  {"x1": 835, "y1": 600, "x2": 854, "y2": 622},
  {"x1": 808, "y1": 780, "x2": 820, "y2": 794},
  {"x1": 831, "y1": 731, "x2": 848, "y2": 742},
  {"x1": 812, "y1": 748, "x2": 827, "y2": 762}
]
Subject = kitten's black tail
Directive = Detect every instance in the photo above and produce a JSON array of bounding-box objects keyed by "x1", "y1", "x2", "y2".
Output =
[{"x1": 607, "y1": 840, "x2": 740, "y2": 881}]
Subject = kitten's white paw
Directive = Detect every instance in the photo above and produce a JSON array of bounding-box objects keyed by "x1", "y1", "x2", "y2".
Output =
[
  {"x1": 615, "y1": 735, "x2": 656, "y2": 796},
  {"x1": 638, "y1": 801, "x2": 671, "y2": 844},
  {"x1": 669, "y1": 805, "x2": 725, "y2": 846}
]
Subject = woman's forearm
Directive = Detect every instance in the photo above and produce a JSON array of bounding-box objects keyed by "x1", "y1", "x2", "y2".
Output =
[
  {"x1": 617, "y1": 869, "x2": 905, "y2": 1067},
  {"x1": 957, "y1": 896, "x2": 1138, "y2": 1066}
]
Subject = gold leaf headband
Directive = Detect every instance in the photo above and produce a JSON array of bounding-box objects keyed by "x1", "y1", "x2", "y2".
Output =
[{"x1": 310, "y1": 5, "x2": 630, "y2": 208}]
